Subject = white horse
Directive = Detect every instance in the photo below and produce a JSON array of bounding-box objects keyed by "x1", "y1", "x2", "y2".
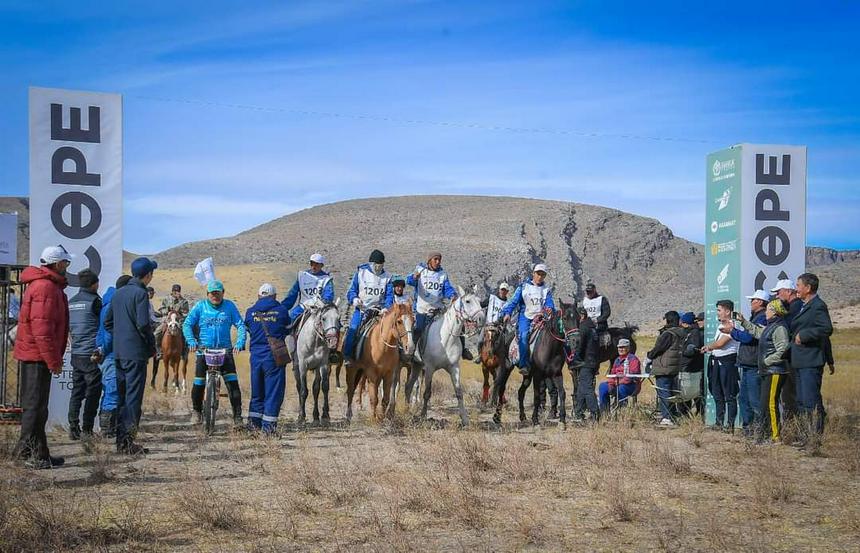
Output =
[
  {"x1": 290, "y1": 297, "x2": 341, "y2": 424},
  {"x1": 403, "y1": 286, "x2": 484, "y2": 426}
]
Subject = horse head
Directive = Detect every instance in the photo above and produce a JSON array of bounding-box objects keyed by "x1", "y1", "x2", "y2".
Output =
[
  {"x1": 453, "y1": 285, "x2": 485, "y2": 335},
  {"x1": 166, "y1": 311, "x2": 181, "y2": 335},
  {"x1": 559, "y1": 301, "x2": 581, "y2": 353},
  {"x1": 314, "y1": 299, "x2": 341, "y2": 350},
  {"x1": 390, "y1": 302, "x2": 415, "y2": 356}
]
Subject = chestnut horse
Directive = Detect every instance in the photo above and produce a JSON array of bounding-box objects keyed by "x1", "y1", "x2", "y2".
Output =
[
  {"x1": 160, "y1": 311, "x2": 188, "y2": 394},
  {"x1": 478, "y1": 322, "x2": 514, "y2": 406},
  {"x1": 346, "y1": 303, "x2": 415, "y2": 422}
]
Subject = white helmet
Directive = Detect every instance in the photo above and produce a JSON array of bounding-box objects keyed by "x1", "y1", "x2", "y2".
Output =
[{"x1": 309, "y1": 253, "x2": 326, "y2": 265}]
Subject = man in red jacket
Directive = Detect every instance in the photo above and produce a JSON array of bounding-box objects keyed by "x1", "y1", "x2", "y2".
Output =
[{"x1": 13, "y1": 246, "x2": 73, "y2": 469}]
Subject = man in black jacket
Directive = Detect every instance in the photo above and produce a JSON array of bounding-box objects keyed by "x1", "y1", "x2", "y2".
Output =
[
  {"x1": 105, "y1": 257, "x2": 158, "y2": 455},
  {"x1": 67, "y1": 269, "x2": 103, "y2": 441},
  {"x1": 647, "y1": 311, "x2": 686, "y2": 426},
  {"x1": 679, "y1": 312, "x2": 704, "y2": 416},
  {"x1": 573, "y1": 307, "x2": 600, "y2": 422},
  {"x1": 789, "y1": 273, "x2": 833, "y2": 436}
]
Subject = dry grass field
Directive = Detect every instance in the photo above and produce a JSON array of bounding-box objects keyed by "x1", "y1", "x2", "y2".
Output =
[{"x1": 1, "y1": 266, "x2": 858, "y2": 552}]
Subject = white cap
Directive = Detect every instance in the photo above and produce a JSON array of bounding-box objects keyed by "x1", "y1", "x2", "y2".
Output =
[
  {"x1": 533, "y1": 263, "x2": 548, "y2": 274},
  {"x1": 39, "y1": 245, "x2": 74, "y2": 265},
  {"x1": 745, "y1": 289, "x2": 770, "y2": 302},
  {"x1": 309, "y1": 253, "x2": 325, "y2": 265},
  {"x1": 499, "y1": 282, "x2": 510, "y2": 291},
  {"x1": 258, "y1": 283, "x2": 276, "y2": 297},
  {"x1": 770, "y1": 279, "x2": 796, "y2": 292}
]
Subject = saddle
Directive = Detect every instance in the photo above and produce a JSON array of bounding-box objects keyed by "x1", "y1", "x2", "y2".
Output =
[{"x1": 353, "y1": 312, "x2": 381, "y2": 360}]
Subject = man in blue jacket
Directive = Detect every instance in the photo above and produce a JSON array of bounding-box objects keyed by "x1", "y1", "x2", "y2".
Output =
[
  {"x1": 501, "y1": 263, "x2": 555, "y2": 375},
  {"x1": 105, "y1": 257, "x2": 158, "y2": 455},
  {"x1": 730, "y1": 289, "x2": 768, "y2": 435},
  {"x1": 343, "y1": 250, "x2": 393, "y2": 363},
  {"x1": 183, "y1": 279, "x2": 247, "y2": 427},
  {"x1": 282, "y1": 253, "x2": 335, "y2": 325},
  {"x1": 407, "y1": 251, "x2": 473, "y2": 360},
  {"x1": 95, "y1": 275, "x2": 132, "y2": 438},
  {"x1": 244, "y1": 283, "x2": 291, "y2": 434}
]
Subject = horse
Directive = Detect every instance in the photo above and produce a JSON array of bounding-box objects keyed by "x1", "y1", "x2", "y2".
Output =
[
  {"x1": 493, "y1": 302, "x2": 580, "y2": 426},
  {"x1": 291, "y1": 298, "x2": 341, "y2": 424},
  {"x1": 160, "y1": 311, "x2": 188, "y2": 394},
  {"x1": 345, "y1": 303, "x2": 415, "y2": 422},
  {"x1": 478, "y1": 321, "x2": 514, "y2": 406},
  {"x1": 403, "y1": 286, "x2": 484, "y2": 426}
]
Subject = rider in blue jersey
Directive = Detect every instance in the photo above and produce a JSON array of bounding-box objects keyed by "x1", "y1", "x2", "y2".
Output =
[
  {"x1": 183, "y1": 280, "x2": 247, "y2": 427},
  {"x1": 500, "y1": 263, "x2": 555, "y2": 375},
  {"x1": 343, "y1": 250, "x2": 393, "y2": 363}
]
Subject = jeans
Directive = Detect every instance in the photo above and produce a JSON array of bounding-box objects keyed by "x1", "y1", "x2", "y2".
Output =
[
  {"x1": 516, "y1": 316, "x2": 533, "y2": 369},
  {"x1": 115, "y1": 358, "x2": 148, "y2": 448},
  {"x1": 709, "y1": 354, "x2": 739, "y2": 428},
  {"x1": 795, "y1": 366, "x2": 826, "y2": 434},
  {"x1": 100, "y1": 356, "x2": 118, "y2": 412},
  {"x1": 655, "y1": 375, "x2": 676, "y2": 420},
  {"x1": 738, "y1": 365, "x2": 761, "y2": 429},
  {"x1": 598, "y1": 381, "x2": 638, "y2": 412},
  {"x1": 68, "y1": 354, "x2": 103, "y2": 431},
  {"x1": 14, "y1": 362, "x2": 53, "y2": 461}
]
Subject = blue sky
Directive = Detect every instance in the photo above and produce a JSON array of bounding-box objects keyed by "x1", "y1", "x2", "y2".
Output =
[{"x1": 1, "y1": 1, "x2": 858, "y2": 253}]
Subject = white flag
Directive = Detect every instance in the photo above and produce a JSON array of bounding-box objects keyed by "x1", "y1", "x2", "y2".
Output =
[{"x1": 194, "y1": 257, "x2": 216, "y2": 285}]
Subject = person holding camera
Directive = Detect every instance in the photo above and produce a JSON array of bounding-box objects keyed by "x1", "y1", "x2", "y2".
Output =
[{"x1": 701, "y1": 300, "x2": 740, "y2": 433}]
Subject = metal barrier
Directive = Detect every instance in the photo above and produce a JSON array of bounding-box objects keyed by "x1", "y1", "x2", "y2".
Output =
[{"x1": 1, "y1": 264, "x2": 26, "y2": 423}]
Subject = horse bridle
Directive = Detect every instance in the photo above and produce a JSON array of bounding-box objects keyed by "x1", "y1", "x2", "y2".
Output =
[
  {"x1": 312, "y1": 304, "x2": 340, "y2": 345},
  {"x1": 382, "y1": 308, "x2": 414, "y2": 350},
  {"x1": 452, "y1": 296, "x2": 483, "y2": 337}
]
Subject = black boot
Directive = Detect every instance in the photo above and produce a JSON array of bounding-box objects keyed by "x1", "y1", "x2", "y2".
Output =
[
  {"x1": 68, "y1": 424, "x2": 81, "y2": 441},
  {"x1": 460, "y1": 335, "x2": 474, "y2": 361}
]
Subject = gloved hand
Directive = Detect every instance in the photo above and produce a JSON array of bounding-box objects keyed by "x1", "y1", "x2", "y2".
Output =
[{"x1": 352, "y1": 298, "x2": 361, "y2": 307}]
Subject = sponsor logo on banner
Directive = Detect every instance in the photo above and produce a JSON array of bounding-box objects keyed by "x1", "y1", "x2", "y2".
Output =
[
  {"x1": 711, "y1": 219, "x2": 736, "y2": 233},
  {"x1": 710, "y1": 239, "x2": 738, "y2": 256},
  {"x1": 712, "y1": 159, "x2": 736, "y2": 181},
  {"x1": 715, "y1": 187, "x2": 732, "y2": 210},
  {"x1": 717, "y1": 263, "x2": 730, "y2": 293}
]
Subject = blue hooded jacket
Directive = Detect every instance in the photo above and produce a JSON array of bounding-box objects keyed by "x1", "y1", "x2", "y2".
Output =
[
  {"x1": 499, "y1": 278, "x2": 555, "y2": 322},
  {"x1": 282, "y1": 270, "x2": 335, "y2": 310},
  {"x1": 347, "y1": 263, "x2": 394, "y2": 309},
  {"x1": 96, "y1": 286, "x2": 116, "y2": 358},
  {"x1": 183, "y1": 298, "x2": 247, "y2": 351},
  {"x1": 244, "y1": 296, "x2": 291, "y2": 361}
]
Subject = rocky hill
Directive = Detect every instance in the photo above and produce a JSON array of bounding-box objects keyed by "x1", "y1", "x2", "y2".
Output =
[{"x1": 151, "y1": 195, "x2": 859, "y2": 327}]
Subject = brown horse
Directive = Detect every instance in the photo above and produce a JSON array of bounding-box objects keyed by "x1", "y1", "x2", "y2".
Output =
[
  {"x1": 479, "y1": 322, "x2": 514, "y2": 406},
  {"x1": 346, "y1": 303, "x2": 415, "y2": 422},
  {"x1": 160, "y1": 311, "x2": 188, "y2": 394}
]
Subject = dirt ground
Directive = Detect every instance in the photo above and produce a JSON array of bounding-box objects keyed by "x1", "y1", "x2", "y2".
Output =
[{"x1": 2, "y1": 329, "x2": 859, "y2": 552}]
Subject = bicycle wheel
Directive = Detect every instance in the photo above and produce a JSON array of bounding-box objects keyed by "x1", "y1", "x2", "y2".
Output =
[{"x1": 203, "y1": 373, "x2": 218, "y2": 435}]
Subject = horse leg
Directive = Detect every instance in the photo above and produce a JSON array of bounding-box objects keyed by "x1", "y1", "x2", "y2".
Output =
[
  {"x1": 555, "y1": 374, "x2": 567, "y2": 426},
  {"x1": 312, "y1": 369, "x2": 321, "y2": 422},
  {"x1": 449, "y1": 365, "x2": 469, "y2": 427},
  {"x1": 421, "y1": 366, "x2": 434, "y2": 419},
  {"x1": 404, "y1": 361, "x2": 420, "y2": 408},
  {"x1": 181, "y1": 353, "x2": 188, "y2": 394},
  {"x1": 382, "y1": 372, "x2": 393, "y2": 419},
  {"x1": 162, "y1": 355, "x2": 169, "y2": 393},
  {"x1": 518, "y1": 375, "x2": 531, "y2": 423},
  {"x1": 532, "y1": 375, "x2": 542, "y2": 426},
  {"x1": 320, "y1": 363, "x2": 331, "y2": 421},
  {"x1": 345, "y1": 364, "x2": 358, "y2": 422},
  {"x1": 481, "y1": 365, "x2": 491, "y2": 405},
  {"x1": 368, "y1": 378, "x2": 380, "y2": 423},
  {"x1": 492, "y1": 361, "x2": 514, "y2": 424},
  {"x1": 389, "y1": 364, "x2": 401, "y2": 416},
  {"x1": 296, "y1": 364, "x2": 307, "y2": 424},
  {"x1": 358, "y1": 375, "x2": 366, "y2": 410}
]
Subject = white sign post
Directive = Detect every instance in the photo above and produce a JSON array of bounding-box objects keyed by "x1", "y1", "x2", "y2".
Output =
[
  {"x1": 29, "y1": 87, "x2": 123, "y2": 428},
  {"x1": 0, "y1": 213, "x2": 17, "y2": 265}
]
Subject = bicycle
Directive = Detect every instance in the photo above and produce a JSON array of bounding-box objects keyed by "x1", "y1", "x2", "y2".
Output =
[{"x1": 202, "y1": 348, "x2": 227, "y2": 436}]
